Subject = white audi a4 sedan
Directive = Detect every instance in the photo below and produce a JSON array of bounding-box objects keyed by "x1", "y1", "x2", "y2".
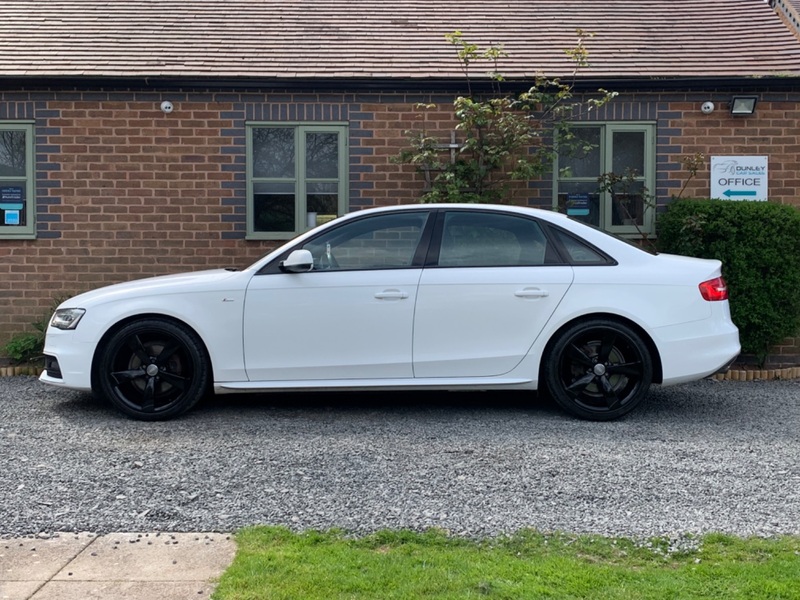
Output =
[{"x1": 40, "y1": 204, "x2": 740, "y2": 421}]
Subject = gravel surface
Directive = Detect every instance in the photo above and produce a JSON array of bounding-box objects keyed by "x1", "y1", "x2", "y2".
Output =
[{"x1": 1, "y1": 376, "x2": 798, "y2": 539}]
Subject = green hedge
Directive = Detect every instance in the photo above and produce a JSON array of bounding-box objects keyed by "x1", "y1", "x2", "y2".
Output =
[{"x1": 657, "y1": 199, "x2": 800, "y2": 364}]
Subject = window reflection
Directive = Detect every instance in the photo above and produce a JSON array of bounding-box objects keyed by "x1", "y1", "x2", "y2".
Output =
[{"x1": 0, "y1": 130, "x2": 26, "y2": 176}]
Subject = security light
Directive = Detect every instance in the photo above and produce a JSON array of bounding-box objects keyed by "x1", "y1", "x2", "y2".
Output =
[{"x1": 730, "y1": 96, "x2": 758, "y2": 115}]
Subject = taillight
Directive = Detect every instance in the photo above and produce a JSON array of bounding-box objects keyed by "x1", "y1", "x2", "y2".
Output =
[{"x1": 699, "y1": 277, "x2": 728, "y2": 301}]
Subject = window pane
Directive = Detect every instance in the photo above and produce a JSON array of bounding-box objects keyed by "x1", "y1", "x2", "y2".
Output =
[
  {"x1": 253, "y1": 182, "x2": 295, "y2": 232},
  {"x1": 305, "y1": 132, "x2": 338, "y2": 179},
  {"x1": 612, "y1": 131, "x2": 645, "y2": 175},
  {"x1": 0, "y1": 130, "x2": 26, "y2": 176},
  {"x1": 303, "y1": 213, "x2": 428, "y2": 270},
  {"x1": 556, "y1": 182, "x2": 600, "y2": 227},
  {"x1": 559, "y1": 127, "x2": 601, "y2": 178},
  {"x1": 306, "y1": 182, "x2": 338, "y2": 227},
  {"x1": 610, "y1": 181, "x2": 645, "y2": 227},
  {"x1": 439, "y1": 212, "x2": 549, "y2": 267},
  {"x1": 252, "y1": 128, "x2": 295, "y2": 178}
]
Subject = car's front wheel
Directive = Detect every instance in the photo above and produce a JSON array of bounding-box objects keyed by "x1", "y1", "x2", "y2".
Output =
[
  {"x1": 543, "y1": 319, "x2": 653, "y2": 421},
  {"x1": 96, "y1": 318, "x2": 210, "y2": 420}
]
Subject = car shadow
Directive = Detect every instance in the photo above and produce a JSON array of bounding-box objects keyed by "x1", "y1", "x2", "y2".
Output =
[
  {"x1": 48, "y1": 388, "x2": 111, "y2": 416},
  {"x1": 48, "y1": 380, "x2": 795, "y2": 436},
  {"x1": 46, "y1": 386, "x2": 567, "y2": 423},
  {"x1": 195, "y1": 389, "x2": 565, "y2": 418}
]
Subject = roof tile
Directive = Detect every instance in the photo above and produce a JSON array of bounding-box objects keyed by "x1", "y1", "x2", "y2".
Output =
[{"x1": 1, "y1": 0, "x2": 800, "y2": 80}]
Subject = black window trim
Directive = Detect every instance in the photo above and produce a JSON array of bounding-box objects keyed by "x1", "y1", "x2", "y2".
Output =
[{"x1": 257, "y1": 207, "x2": 617, "y2": 274}]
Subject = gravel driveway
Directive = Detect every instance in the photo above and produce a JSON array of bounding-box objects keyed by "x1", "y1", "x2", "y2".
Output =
[{"x1": 1, "y1": 376, "x2": 798, "y2": 539}]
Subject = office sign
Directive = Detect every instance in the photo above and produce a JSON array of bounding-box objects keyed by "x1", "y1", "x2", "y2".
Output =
[
  {"x1": 566, "y1": 193, "x2": 590, "y2": 216},
  {"x1": 711, "y1": 156, "x2": 768, "y2": 201},
  {"x1": 0, "y1": 186, "x2": 24, "y2": 226}
]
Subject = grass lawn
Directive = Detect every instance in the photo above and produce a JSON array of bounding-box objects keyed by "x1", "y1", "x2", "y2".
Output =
[{"x1": 212, "y1": 527, "x2": 800, "y2": 599}]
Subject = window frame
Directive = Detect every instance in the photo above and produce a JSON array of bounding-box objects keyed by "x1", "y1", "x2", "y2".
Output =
[
  {"x1": 553, "y1": 122, "x2": 656, "y2": 236},
  {"x1": 246, "y1": 122, "x2": 348, "y2": 240},
  {"x1": 0, "y1": 121, "x2": 35, "y2": 239}
]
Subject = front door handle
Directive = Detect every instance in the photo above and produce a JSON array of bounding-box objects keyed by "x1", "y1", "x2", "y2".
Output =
[{"x1": 375, "y1": 289, "x2": 409, "y2": 300}]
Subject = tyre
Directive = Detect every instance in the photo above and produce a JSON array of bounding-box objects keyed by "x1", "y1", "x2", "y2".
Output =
[
  {"x1": 95, "y1": 318, "x2": 210, "y2": 421},
  {"x1": 543, "y1": 319, "x2": 653, "y2": 421}
]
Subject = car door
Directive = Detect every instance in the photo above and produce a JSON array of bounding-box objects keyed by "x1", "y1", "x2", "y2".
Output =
[
  {"x1": 413, "y1": 210, "x2": 574, "y2": 378},
  {"x1": 243, "y1": 210, "x2": 432, "y2": 381}
]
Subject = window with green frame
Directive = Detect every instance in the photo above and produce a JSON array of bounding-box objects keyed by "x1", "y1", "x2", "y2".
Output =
[
  {"x1": 0, "y1": 122, "x2": 35, "y2": 239},
  {"x1": 246, "y1": 123, "x2": 348, "y2": 239},
  {"x1": 554, "y1": 123, "x2": 656, "y2": 235}
]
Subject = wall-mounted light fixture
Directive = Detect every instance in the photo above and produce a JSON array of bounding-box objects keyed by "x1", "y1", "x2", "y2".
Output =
[
  {"x1": 160, "y1": 100, "x2": 174, "y2": 114},
  {"x1": 730, "y1": 96, "x2": 758, "y2": 116}
]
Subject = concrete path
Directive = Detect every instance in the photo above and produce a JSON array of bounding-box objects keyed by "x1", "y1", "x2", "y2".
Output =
[{"x1": 1, "y1": 532, "x2": 236, "y2": 600}]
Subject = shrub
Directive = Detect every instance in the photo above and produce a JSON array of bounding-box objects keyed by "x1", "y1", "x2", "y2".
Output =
[
  {"x1": 2, "y1": 297, "x2": 66, "y2": 365},
  {"x1": 4, "y1": 331, "x2": 45, "y2": 364},
  {"x1": 657, "y1": 199, "x2": 800, "y2": 365}
]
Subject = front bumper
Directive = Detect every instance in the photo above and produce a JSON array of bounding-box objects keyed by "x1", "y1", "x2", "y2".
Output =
[{"x1": 38, "y1": 329, "x2": 95, "y2": 392}]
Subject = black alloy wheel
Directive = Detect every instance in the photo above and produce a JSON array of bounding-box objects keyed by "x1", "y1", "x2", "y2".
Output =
[
  {"x1": 96, "y1": 318, "x2": 210, "y2": 420},
  {"x1": 544, "y1": 319, "x2": 653, "y2": 421}
]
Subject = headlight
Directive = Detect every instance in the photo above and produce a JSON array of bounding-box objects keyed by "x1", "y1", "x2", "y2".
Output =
[{"x1": 50, "y1": 308, "x2": 86, "y2": 330}]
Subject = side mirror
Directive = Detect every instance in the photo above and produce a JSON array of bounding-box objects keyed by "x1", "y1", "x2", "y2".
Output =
[{"x1": 279, "y1": 249, "x2": 314, "y2": 273}]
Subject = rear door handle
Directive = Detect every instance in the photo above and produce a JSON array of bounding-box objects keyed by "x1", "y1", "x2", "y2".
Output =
[
  {"x1": 375, "y1": 289, "x2": 409, "y2": 300},
  {"x1": 514, "y1": 288, "x2": 549, "y2": 298}
]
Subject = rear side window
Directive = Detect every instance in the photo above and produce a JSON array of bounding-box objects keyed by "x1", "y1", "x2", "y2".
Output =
[
  {"x1": 437, "y1": 211, "x2": 552, "y2": 267},
  {"x1": 550, "y1": 227, "x2": 614, "y2": 265}
]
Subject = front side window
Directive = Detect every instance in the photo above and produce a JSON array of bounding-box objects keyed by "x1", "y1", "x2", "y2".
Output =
[
  {"x1": 554, "y1": 123, "x2": 655, "y2": 235},
  {"x1": 302, "y1": 211, "x2": 430, "y2": 271},
  {"x1": 247, "y1": 123, "x2": 348, "y2": 239},
  {"x1": 0, "y1": 123, "x2": 35, "y2": 239}
]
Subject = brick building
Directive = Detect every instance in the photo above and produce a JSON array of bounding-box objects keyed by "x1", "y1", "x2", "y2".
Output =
[{"x1": 1, "y1": 0, "x2": 800, "y2": 361}]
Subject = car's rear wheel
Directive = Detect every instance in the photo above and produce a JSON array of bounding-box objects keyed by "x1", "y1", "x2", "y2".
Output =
[
  {"x1": 544, "y1": 319, "x2": 653, "y2": 421},
  {"x1": 96, "y1": 318, "x2": 210, "y2": 421}
]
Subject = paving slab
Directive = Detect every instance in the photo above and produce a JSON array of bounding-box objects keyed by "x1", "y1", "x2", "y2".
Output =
[
  {"x1": 0, "y1": 582, "x2": 41, "y2": 600},
  {"x1": 28, "y1": 581, "x2": 220, "y2": 599},
  {"x1": 0, "y1": 533, "x2": 235, "y2": 600},
  {"x1": 1, "y1": 532, "x2": 97, "y2": 600},
  {"x1": 51, "y1": 533, "x2": 234, "y2": 582},
  {"x1": 1, "y1": 533, "x2": 96, "y2": 583}
]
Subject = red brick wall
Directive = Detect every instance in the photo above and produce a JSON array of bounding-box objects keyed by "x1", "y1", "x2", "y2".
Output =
[
  {"x1": 0, "y1": 87, "x2": 798, "y2": 360},
  {"x1": 0, "y1": 93, "x2": 271, "y2": 338},
  {"x1": 660, "y1": 98, "x2": 800, "y2": 207}
]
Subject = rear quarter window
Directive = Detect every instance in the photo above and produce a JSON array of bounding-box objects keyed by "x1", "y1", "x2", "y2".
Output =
[{"x1": 550, "y1": 227, "x2": 616, "y2": 265}]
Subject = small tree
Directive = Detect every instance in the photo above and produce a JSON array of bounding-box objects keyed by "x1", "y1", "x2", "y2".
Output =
[
  {"x1": 596, "y1": 152, "x2": 706, "y2": 250},
  {"x1": 396, "y1": 31, "x2": 617, "y2": 203}
]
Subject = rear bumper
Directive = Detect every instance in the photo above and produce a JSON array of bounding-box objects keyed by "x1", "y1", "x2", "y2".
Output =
[{"x1": 653, "y1": 318, "x2": 741, "y2": 386}]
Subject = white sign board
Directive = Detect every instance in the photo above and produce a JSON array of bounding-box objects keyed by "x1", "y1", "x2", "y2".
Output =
[{"x1": 710, "y1": 156, "x2": 768, "y2": 201}]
